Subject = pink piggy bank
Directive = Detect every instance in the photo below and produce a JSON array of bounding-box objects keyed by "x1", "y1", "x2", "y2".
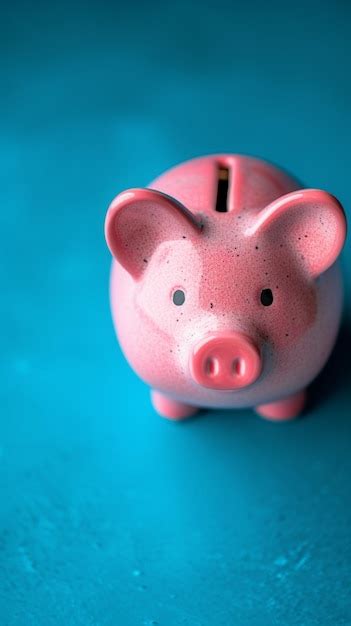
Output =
[{"x1": 105, "y1": 155, "x2": 347, "y2": 421}]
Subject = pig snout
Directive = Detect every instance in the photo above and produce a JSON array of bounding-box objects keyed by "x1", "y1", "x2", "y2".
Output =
[{"x1": 189, "y1": 332, "x2": 261, "y2": 391}]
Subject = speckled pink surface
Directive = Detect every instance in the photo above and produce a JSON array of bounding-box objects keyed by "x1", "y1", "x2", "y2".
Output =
[{"x1": 106, "y1": 155, "x2": 346, "y2": 412}]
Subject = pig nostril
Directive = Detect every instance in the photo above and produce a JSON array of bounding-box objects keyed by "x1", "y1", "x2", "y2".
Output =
[
  {"x1": 205, "y1": 357, "x2": 218, "y2": 377},
  {"x1": 233, "y1": 358, "x2": 245, "y2": 377}
]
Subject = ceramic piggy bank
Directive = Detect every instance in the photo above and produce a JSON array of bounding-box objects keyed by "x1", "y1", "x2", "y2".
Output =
[{"x1": 105, "y1": 155, "x2": 347, "y2": 421}]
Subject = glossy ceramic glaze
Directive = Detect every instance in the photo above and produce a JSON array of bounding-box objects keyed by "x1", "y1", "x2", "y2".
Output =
[{"x1": 105, "y1": 155, "x2": 347, "y2": 420}]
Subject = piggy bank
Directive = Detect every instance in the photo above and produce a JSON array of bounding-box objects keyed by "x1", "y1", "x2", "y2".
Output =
[{"x1": 105, "y1": 155, "x2": 347, "y2": 421}]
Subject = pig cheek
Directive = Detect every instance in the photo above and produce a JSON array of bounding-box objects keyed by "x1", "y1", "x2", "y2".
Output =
[
  {"x1": 135, "y1": 278, "x2": 173, "y2": 339},
  {"x1": 130, "y1": 284, "x2": 180, "y2": 388},
  {"x1": 135, "y1": 254, "x2": 223, "y2": 384},
  {"x1": 134, "y1": 247, "x2": 204, "y2": 383},
  {"x1": 259, "y1": 279, "x2": 317, "y2": 351}
]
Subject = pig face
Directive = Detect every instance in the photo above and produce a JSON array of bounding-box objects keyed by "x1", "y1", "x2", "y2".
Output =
[{"x1": 105, "y1": 187, "x2": 346, "y2": 400}]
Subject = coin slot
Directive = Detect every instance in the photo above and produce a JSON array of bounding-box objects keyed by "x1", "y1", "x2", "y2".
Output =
[{"x1": 215, "y1": 166, "x2": 230, "y2": 212}]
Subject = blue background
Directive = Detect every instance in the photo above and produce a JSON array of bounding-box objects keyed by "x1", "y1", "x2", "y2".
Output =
[{"x1": 1, "y1": 1, "x2": 350, "y2": 624}]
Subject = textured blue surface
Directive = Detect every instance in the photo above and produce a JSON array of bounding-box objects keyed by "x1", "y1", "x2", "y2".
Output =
[{"x1": 1, "y1": 1, "x2": 351, "y2": 624}]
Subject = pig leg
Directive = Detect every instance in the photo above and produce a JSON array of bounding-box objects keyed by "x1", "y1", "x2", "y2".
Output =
[
  {"x1": 255, "y1": 390, "x2": 306, "y2": 421},
  {"x1": 151, "y1": 390, "x2": 200, "y2": 420}
]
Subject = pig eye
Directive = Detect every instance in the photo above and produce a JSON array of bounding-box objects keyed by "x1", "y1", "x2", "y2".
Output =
[
  {"x1": 260, "y1": 288, "x2": 273, "y2": 306},
  {"x1": 173, "y1": 289, "x2": 185, "y2": 306}
]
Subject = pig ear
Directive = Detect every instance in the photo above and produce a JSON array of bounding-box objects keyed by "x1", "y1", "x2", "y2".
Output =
[
  {"x1": 104, "y1": 188, "x2": 201, "y2": 278},
  {"x1": 247, "y1": 189, "x2": 347, "y2": 277}
]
